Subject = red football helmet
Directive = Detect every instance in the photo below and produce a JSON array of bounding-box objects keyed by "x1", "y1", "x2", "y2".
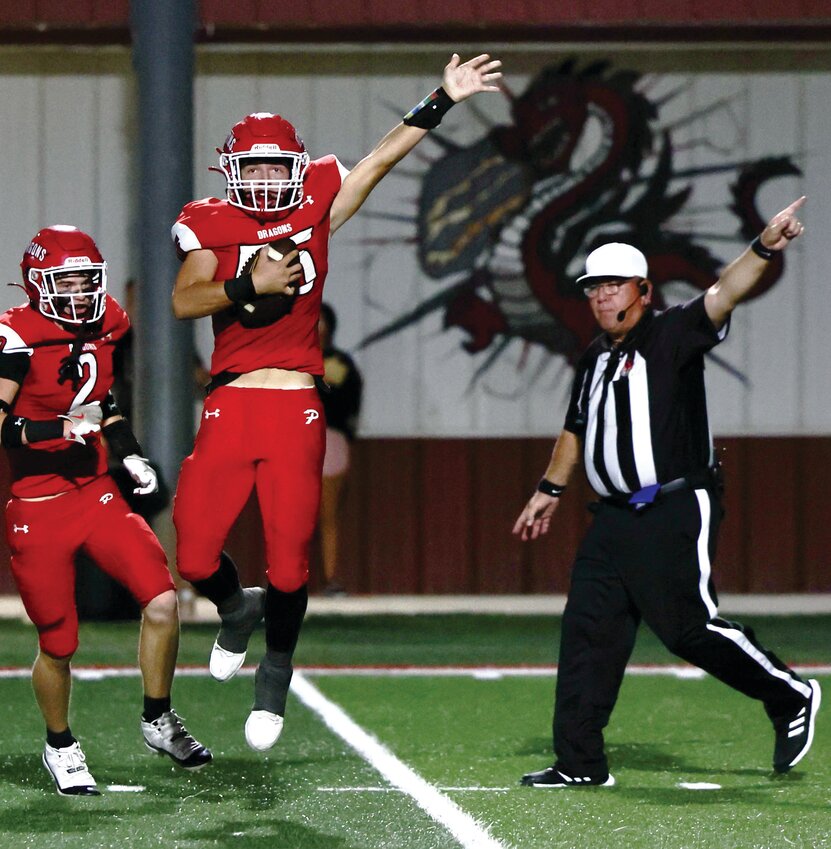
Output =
[
  {"x1": 20, "y1": 226, "x2": 107, "y2": 326},
  {"x1": 217, "y1": 112, "x2": 310, "y2": 215}
]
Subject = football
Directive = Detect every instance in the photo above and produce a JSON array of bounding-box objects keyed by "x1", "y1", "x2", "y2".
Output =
[
  {"x1": 267, "y1": 237, "x2": 301, "y2": 266},
  {"x1": 233, "y1": 238, "x2": 302, "y2": 328}
]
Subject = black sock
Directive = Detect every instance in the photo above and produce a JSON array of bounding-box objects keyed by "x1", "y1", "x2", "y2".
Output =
[
  {"x1": 189, "y1": 551, "x2": 242, "y2": 607},
  {"x1": 142, "y1": 695, "x2": 171, "y2": 723},
  {"x1": 264, "y1": 584, "x2": 308, "y2": 655},
  {"x1": 46, "y1": 727, "x2": 76, "y2": 749},
  {"x1": 253, "y1": 648, "x2": 294, "y2": 715}
]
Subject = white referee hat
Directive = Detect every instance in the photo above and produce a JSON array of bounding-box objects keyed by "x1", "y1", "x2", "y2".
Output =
[{"x1": 577, "y1": 243, "x2": 648, "y2": 283}]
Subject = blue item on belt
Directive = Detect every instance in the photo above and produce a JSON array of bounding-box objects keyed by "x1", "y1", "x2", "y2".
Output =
[{"x1": 628, "y1": 477, "x2": 690, "y2": 510}]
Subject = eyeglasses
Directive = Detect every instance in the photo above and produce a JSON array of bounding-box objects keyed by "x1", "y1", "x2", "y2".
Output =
[
  {"x1": 583, "y1": 279, "x2": 642, "y2": 299},
  {"x1": 583, "y1": 281, "x2": 623, "y2": 299}
]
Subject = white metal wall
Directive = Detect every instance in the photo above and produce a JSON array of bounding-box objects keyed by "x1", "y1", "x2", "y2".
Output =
[{"x1": 0, "y1": 46, "x2": 828, "y2": 437}]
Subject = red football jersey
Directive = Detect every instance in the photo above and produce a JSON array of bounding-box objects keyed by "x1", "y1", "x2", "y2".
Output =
[
  {"x1": 0, "y1": 296, "x2": 130, "y2": 498},
  {"x1": 172, "y1": 155, "x2": 346, "y2": 377}
]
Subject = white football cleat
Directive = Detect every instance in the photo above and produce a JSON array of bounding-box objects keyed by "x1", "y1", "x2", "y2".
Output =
[
  {"x1": 209, "y1": 587, "x2": 266, "y2": 682},
  {"x1": 245, "y1": 710, "x2": 284, "y2": 752},
  {"x1": 209, "y1": 641, "x2": 247, "y2": 682},
  {"x1": 42, "y1": 741, "x2": 100, "y2": 796}
]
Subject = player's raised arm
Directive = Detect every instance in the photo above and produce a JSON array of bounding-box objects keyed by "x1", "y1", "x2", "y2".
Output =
[{"x1": 330, "y1": 53, "x2": 502, "y2": 234}]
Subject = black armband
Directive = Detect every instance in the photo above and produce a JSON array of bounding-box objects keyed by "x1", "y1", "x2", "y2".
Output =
[
  {"x1": 750, "y1": 236, "x2": 779, "y2": 261},
  {"x1": 1, "y1": 415, "x2": 63, "y2": 448},
  {"x1": 101, "y1": 392, "x2": 121, "y2": 420},
  {"x1": 403, "y1": 87, "x2": 455, "y2": 130},
  {"x1": 0, "y1": 351, "x2": 31, "y2": 384},
  {"x1": 101, "y1": 417, "x2": 143, "y2": 461},
  {"x1": 537, "y1": 478, "x2": 567, "y2": 498},
  {"x1": 0, "y1": 400, "x2": 11, "y2": 415},
  {"x1": 223, "y1": 273, "x2": 257, "y2": 303}
]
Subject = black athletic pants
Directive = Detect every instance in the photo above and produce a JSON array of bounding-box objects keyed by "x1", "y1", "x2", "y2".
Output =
[{"x1": 553, "y1": 486, "x2": 811, "y2": 778}]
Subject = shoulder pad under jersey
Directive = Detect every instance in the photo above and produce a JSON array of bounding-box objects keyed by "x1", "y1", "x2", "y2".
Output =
[
  {"x1": 100, "y1": 295, "x2": 131, "y2": 342},
  {"x1": 172, "y1": 197, "x2": 252, "y2": 254},
  {"x1": 307, "y1": 155, "x2": 349, "y2": 192},
  {"x1": 0, "y1": 311, "x2": 34, "y2": 356}
]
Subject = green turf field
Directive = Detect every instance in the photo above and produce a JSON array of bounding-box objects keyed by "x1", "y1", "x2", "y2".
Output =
[{"x1": 0, "y1": 615, "x2": 829, "y2": 849}]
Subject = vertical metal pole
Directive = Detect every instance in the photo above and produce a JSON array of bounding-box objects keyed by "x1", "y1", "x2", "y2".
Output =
[{"x1": 130, "y1": 0, "x2": 196, "y2": 489}]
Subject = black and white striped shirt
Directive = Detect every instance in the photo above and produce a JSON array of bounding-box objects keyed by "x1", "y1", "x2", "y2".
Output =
[{"x1": 564, "y1": 293, "x2": 728, "y2": 498}]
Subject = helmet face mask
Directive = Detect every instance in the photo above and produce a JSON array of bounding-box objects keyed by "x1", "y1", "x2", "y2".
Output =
[
  {"x1": 218, "y1": 113, "x2": 310, "y2": 215},
  {"x1": 21, "y1": 227, "x2": 107, "y2": 326}
]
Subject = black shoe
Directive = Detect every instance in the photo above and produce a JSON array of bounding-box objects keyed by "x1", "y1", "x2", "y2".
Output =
[
  {"x1": 772, "y1": 679, "x2": 821, "y2": 773},
  {"x1": 520, "y1": 765, "x2": 615, "y2": 788}
]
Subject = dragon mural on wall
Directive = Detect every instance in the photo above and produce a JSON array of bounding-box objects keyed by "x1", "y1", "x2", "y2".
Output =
[{"x1": 361, "y1": 59, "x2": 800, "y2": 379}]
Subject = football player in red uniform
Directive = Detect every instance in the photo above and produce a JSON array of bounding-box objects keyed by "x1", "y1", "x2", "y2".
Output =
[
  {"x1": 0, "y1": 226, "x2": 212, "y2": 796},
  {"x1": 171, "y1": 53, "x2": 502, "y2": 752}
]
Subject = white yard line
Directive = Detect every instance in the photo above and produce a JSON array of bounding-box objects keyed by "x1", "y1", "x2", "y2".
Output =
[
  {"x1": 0, "y1": 663, "x2": 830, "y2": 680},
  {"x1": 318, "y1": 786, "x2": 514, "y2": 793},
  {"x1": 291, "y1": 671, "x2": 509, "y2": 849},
  {"x1": 4, "y1": 593, "x2": 831, "y2": 621}
]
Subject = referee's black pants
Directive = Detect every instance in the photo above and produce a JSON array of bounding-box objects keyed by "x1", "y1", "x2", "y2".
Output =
[{"x1": 553, "y1": 486, "x2": 811, "y2": 778}]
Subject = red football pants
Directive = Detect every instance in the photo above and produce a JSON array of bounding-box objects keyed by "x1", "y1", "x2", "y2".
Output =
[
  {"x1": 6, "y1": 475, "x2": 174, "y2": 658},
  {"x1": 174, "y1": 385, "x2": 325, "y2": 592}
]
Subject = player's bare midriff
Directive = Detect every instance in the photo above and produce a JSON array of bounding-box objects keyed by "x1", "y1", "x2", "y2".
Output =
[{"x1": 227, "y1": 367, "x2": 315, "y2": 390}]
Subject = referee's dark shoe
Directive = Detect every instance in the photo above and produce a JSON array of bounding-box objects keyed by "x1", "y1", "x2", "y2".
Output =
[
  {"x1": 772, "y1": 679, "x2": 821, "y2": 774},
  {"x1": 520, "y1": 764, "x2": 615, "y2": 788}
]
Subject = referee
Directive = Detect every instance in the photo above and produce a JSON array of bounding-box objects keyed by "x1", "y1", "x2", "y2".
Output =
[{"x1": 514, "y1": 197, "x2": 820, "y2": 788}]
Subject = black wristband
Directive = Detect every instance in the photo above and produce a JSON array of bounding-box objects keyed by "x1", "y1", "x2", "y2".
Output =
[
  {"x1": 750, "y1": 236, "x2": 779, "y2": 261},
  {"x1": 224, "y1": 273, "x2": 257, "y2": 303},
  {"x1": 537, "y1": 478, "x2": 567, "y2": 498},
  {"x1": 403, "y1": 87, "x2": 455, "y2": 130},
  {"x1": 102, "y1": 417, "x2": 143, "y2": 461},
  {"x1": 0, "y1": 400, "x2": 11, "y2": 415},
  {"x1": 1, "y1": 414, "x2": 63, "y2": 447},
  {"x1": 1, "y1": 415, "x2": 25, "y2": 447},
  {"x1": 101, "y1": 392, "x2": 121, "y2": 420}
]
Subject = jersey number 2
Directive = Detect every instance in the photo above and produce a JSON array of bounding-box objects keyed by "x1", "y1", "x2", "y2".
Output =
[{"x1": 69, "y1": 352, "x2": 98, "y2": 409}]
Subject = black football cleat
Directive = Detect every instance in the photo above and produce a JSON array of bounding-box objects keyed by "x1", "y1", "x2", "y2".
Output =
[
  {"x1": 772, "y1": 679, "x2": 821, "y2": 773},
  {"x1": 520, "y1": 764, "x2": 615, "y2": 788},
  {"x1": 141, "y1": 710, "x2": 213, "y2": 770}
]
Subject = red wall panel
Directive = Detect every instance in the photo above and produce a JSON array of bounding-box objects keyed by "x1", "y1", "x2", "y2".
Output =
[
  {"x1": 308, "y1": 0, "x2": 373, "y2": 27},
  {"x1": 0, "y1": 1, "x2": 828, "y2": 38},
  {"x1": 469, "y1": 439, "x2": 526, "y2": 593},
  {"x1": 0, "y1": 1, "x2": 37, "y2": 25},
  {"x1": 419, "y1": 440, "x2": 474, "y2": 593},
  {"x1": 525, "y1": 0, "x2": 587, "y2": 25},
  {"x1": 795, "y1": 439, "x2": 831, "y2": 593},
  {"x1": 362, "y1": 440, "x2": 422, "y2": 593},
  {"x1": 0, "y1": 437, "x2": 829, "y2": 599},
  {"x1": 639, "y1": 0, "x2": 696, "y2": 21},
  {"x1": 743, "y1": 438, "x2": 800, "y2": 592}
]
